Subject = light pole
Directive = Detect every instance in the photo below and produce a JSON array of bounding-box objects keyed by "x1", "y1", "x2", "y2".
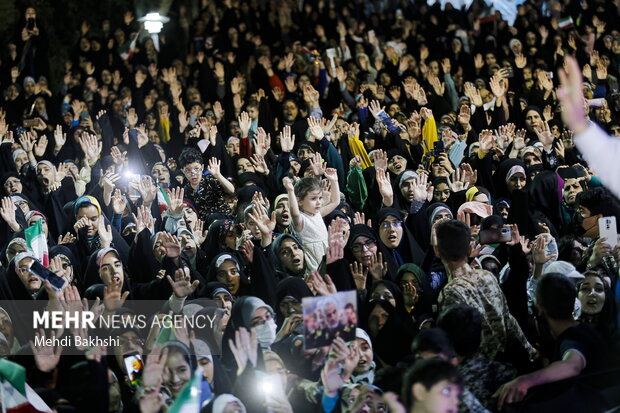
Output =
[{"x1": 138, "y1": 12, "x2": 170, "y2": 52}]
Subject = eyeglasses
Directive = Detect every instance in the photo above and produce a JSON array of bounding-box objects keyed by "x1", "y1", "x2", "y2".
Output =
[
  {"x1": 3, "y1": 179, "x2": 20, "y2": 187},
  {"x1": 351, "y1": 239, "x2": 377, "y2": 253},
  {"x1": 380, "y1": 221, "x2": 402, "y2": 230},
  {"x1": 182, "y1": 167, "x2": 203, "y2": 175}
]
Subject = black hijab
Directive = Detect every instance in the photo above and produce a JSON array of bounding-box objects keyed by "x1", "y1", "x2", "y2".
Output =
[{"x1": 374, "y1": 208, "x2": 425, "y2": 280}]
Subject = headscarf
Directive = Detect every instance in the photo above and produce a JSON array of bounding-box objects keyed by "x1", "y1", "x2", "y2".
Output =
[
  {"x1": 395, "y1": 263, "x2": 436, "y2": 323},
  {"x1": 73, "y1": 195, "x2": 101, "y2": 218},
  {"x1": 456, "y1": 201, "x2": 493, "y2": 222},
  {"x1": 529, "y1": 170, "x2": 564, "y2": 237},
  {"x1": 275, "y1": 277, "x2": 312, "y2": 325},
  {"x1": 492, "y1": 159, "x2": 527, "y2": 200},
  {"x1": 271, "y1": 233, "x2": 306, "y2": 278},
  {"x1": 374, "y1": 208, "x2": 425, "y2": 280},
  {"x1": 426, "y1": 203, "x2": 453, "y2": 226}
]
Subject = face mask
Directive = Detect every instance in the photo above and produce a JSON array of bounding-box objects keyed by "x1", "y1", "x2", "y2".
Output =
[
  {"x1": 581, "y1": 215, "x2": 599, "y2": 237},
  {"x1": 253, "y1": 319, "x2": 277, "y2": 348}
]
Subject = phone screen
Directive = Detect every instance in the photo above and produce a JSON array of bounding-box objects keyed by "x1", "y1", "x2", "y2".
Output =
[
  {"x1": 29, "y1": 260, "x2": 66, "y2": 291},
  {"x1": 124, "y1": 353, "x2": 144, "y2": 386},
  {"x1": 479, "y1": 227, "x2": 511, "y2": 244}
]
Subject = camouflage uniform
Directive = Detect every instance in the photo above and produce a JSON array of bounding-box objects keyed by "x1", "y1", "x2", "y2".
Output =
[{"x1": 438, "y1": 264, "x2": 536, "y2": 361}]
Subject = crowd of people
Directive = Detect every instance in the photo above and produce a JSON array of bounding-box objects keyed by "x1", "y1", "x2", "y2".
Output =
[{"x1": 0, "y1": 0, "x2": 619, "y2": 412}]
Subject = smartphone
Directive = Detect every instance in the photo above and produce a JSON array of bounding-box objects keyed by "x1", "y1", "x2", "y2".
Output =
[
  {"x1": 29, "y1": 260, "x2": 66, "y2": 291},
  {"x1": 479, "y1": 227, "x2": 512, "y2": 244},
  {"x1": 26, "y1": 18, "x2": 35, "y2": 31},
  {"x1": 259, "y1": 372, "x2": 285, "y2": 407},
  {"x1": 23, "y1": 119, "x2": 37, "y2": 128},
  {"x1": 123, "y1": 353, "x2": 144, "y2": 386},
  {"x1": 587, "y1": 98, "x2": 606, "y2": 108},
  {"x1": 506, "y1": 69, "x2": 515, "y2": 78},
  {"x1": 599, "y1": 217, "x2": 617, "y2": 248},
  {"x1": 433, "y1": 140, "x2": 445, "y2": 156},
  {"x1": 546, "y1": 72, "x2": 554, "y2": 79}
]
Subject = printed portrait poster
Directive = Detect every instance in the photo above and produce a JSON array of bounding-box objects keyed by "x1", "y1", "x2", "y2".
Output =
[{"x1": 302, "y1": 290, "x2": 357, "y2": 350}]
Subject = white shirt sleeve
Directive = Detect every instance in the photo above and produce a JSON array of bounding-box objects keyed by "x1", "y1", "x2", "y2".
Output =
[{"x1": 574, "y1": 122, "x2": 620, "y2": 199}]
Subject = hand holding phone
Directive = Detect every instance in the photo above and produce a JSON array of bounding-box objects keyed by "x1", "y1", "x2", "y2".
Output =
[
  {"x1": 29, "y1": 260, "x2": 66, "y2": 291},
  {"x1": 124, "y1": 353, "x2": 144, "y2": 386}
]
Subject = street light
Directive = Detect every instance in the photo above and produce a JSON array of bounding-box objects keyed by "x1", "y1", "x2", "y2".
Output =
[{"x1": 138, "y1": 12, "x2": 170, "y2": 51}]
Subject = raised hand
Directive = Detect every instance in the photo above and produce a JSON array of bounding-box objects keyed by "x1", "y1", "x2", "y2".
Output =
[
  {"x1": 228, "y1": 328, "x2": 258, "y2": 375},
  {"x1": 309, "y1": 152, "x2": 326, "y2": 177},
  {"x1": 326, "y1": 219, "x2": 346, "y2": 264},
  {"x1": 111, "y1": 188, "x2": 126, "y2": 215},
  {"x1": 369, "y1": 100, "x2": 385, "y2": 118},
  {"x1": 247, "y1": 204, "x2": 276, "y2": 238},
  {"x1": 558, "y1": 56, "x2": 588, "y2": 135},
  {"x1": 0, "y1": 197, "x2": 19, "y2": 231},
  {"x1": 412, "y1": 172, "x2": 432, "y2": 201},
  {"x1": 308, "y1": 116, "x2": 325, "y2": 140},
  {"x1": 238, "y1": 111, "x2": 251, "y2": 137},
  {"x1": 167, "y1": 267, "x2": 199, "y2": 298},
  {"x1": 207, "y1": 157, "x2": 222, "y2": 178},
  {"x1": 306, "y1": 271, "x2": 337, "y2": 296},
  {"x1": 464, "y1": 83, "x2": 483, "y2": 107},
  {"x1": 136, "y1": 176, "x2": 157, "y2": 207},
  {"x1": 53, "y1": 125, "x2": 66, "y2": 151},
  {"x1": 159, "y1": 232, "x2": 182, "y2": 259},
  {"x1": 534, "y1": 121, "x2": 554, "y2": 150},
  {"x1": 372, "y1": 149, "x2": 388, "y2": 170},
  {"x1": 97, "y1": 216, "x2": 113, "y2": 248},
  {"x1": 166, "y1": 187, "x2": 184, "y2": 217},
  {"x1": 279, "y1": 125, "x2": 295, "y2": 153},
  {"x1": 349, "y1": 261, "x2": 368, "y2": 290},
  {"x1": 367, "y1": 251, "x2": 387, "y2": 280},
  {"x1": 376, "y1": 167, "x2": 393, "y2": 206},
  {"x1": 103, "y1": 280, "x2": 130, "y2": 311},
  {"x1": 30, "y1": 329, "x2": 63, "y2": 372},
  {"x1": 254, "y1": 127, "x2": 269, "y2": 157}
]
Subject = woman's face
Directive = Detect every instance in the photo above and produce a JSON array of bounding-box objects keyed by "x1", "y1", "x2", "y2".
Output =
[
  {"x1": 368, "y1": 304, "x2": 389, "y2": 337},
  {"x1": 165, "y1": 352, "x2": 191, "y2": 397},
  {"x1": 3, "y1": 176, "x2": 22, "y2": 195},
  {"x1": 55, "y1": 256, "x2": 74, "y2": 284},
  {"x1": 279, "y1": 296, "x2": 302, "y2": 317},
  {"x1": 433, "y1": 183, "x2": 451, "y2": 203},
  {"x1": 578, "y1": 276, "x2": 605, "y2": 315},
  {"x1": 13, "y1": 152, "x2": 28, "y2": 173},
  {"x1": 198, "y1": 356, "x2": 214, "y2": 384},
  {"x1": 355, "y1": 338, "x2": 373, "y2": 373},
  {"x1": 351, "y1": 235, "x2": 377, "y2": 267},
  {"x1": 400, "y1": 178, "x2": 417, "y2": 202},
  {"x1": 399, "y1": 272, "x2": 420, "y2": 304},
  {"x1": 99, "y1": 252, "x2": 124, "y2": 287},
  {"x1": 216, "y1": 260, "x2": 240, "y2": 294},
  {"x1": 275, "y1": 199, "x2": 290, "y2": 227},
  {"x1": 16, "y1": 257, "x2": 42, "y2": 293},
  {"x1": 506, "y1": 173, "x2": 526, "y2": 192},
  {"x1": 379, "y1": 216, "x2": 403, "y2": 249},
  {"x1": 28, "y1": 215, "x2": 48, "y2": 237},
  {"x1": 370, "y1": 284, "x2": 396, "y2": 307},
  {"x1": 179, "y1": 233, "x2": 197, "y2": 257},
  {"x1": 76, "y1": 205, "x2": 100, "y2": 237},
  {"x1": 214, "y1": 292, "x2": 233, "y2": 316}
]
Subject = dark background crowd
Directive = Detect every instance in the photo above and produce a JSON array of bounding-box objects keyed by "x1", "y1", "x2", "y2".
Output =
[{"x1": 0, "y1": 0, "x2": 619, "y2": 412}]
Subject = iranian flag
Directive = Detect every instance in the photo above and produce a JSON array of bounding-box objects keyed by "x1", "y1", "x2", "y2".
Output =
[
  {"x1": 24, "y1": 220, "x2": 48, "y2": 268},
  {"x1": 479, "y1": 6, "x2": 495, "y2": 23},
  {"x1": 0, "y1": 359, "x2": 52, "y2": 412},
  {"x1": 157, "y1": 184, "x2": 170, "y2": 214},
  {"x1": 558, "y1": 16, "x2": 574, "y2": 29},
  {"x1": 167, "y1": 368, "x2": 211, "y2": 413}
]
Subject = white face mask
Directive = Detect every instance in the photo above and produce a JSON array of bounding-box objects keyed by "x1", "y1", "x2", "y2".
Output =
[{"x1": 253, "y1": 319, "x2": 277, "y2": 348}]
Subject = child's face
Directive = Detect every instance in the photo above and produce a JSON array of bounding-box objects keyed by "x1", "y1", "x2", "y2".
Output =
[
  {"x1": 299, "y1": 189, "x2": 322, "y2": 214},
  {"x1": 247, "y1": 106, "x2": 259, "y2": 120},
  {"x1": 418, "y1": 379, "x2": 461, "y2": 413}
]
